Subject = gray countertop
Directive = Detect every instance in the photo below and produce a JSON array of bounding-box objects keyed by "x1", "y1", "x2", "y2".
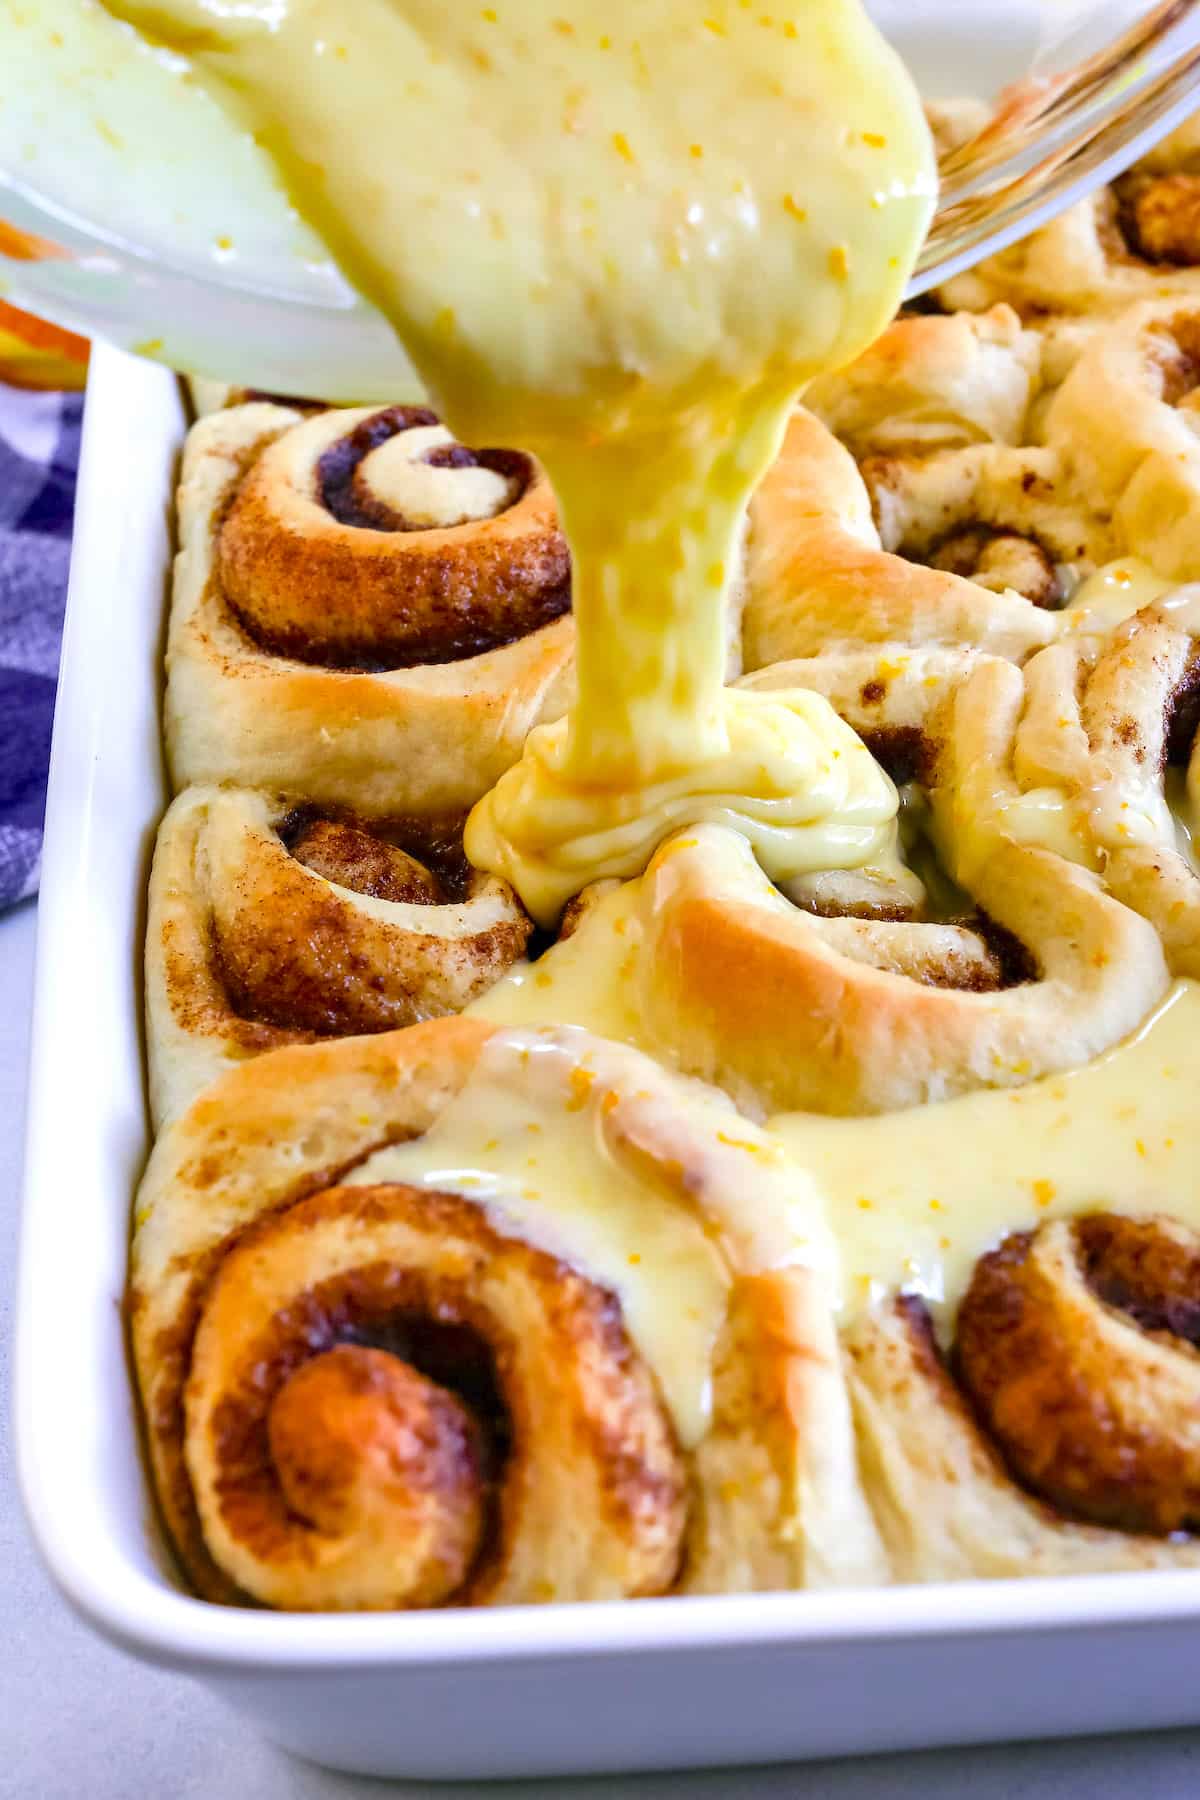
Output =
[{"x1": 4, "y1": 895, "x2": 1200, "y2": 1798}]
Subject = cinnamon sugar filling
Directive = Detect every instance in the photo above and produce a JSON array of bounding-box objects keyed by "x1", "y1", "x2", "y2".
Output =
[
  {"x1": 316, "y1": 403, "x2": 534, "y2": 532},
  {"x1": 208, "y1": 1256, "x2": 513, "y2": 1597},
  {"x1": 955, "y1": 1214, "x2": 1200, "y2": 1535},
  {"x1": 924, "y1": 523, "x2": 1066, "y2": 611},
  {"x1": 200, "y1": 805, "x2": 529, "y2": 1039},
  {"x1": 1116, "y1": 171, "x2": 1200, "y2": 269},
  {"x1": 276, "y1": 805, "x2": 474, "y2": 903},
  {"x1": 217, "y1": 405, "x2": 571, "y2": 671}
]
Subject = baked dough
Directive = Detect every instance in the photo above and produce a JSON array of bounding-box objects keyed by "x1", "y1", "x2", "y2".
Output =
[
  {"x1": 742, "y1": 409, "x2": 1060, "y2": 670},
  {"x1": 131, "y1": 1019, "x2": 884, "y2": 1607},
  {"x1": 845, "y1": 1215, "x2": 1200, "y2": 1579},
  {"x1": 145, "y1": 784, "x2": 531, "y2": 1124},
  {"x1": 165, "y1": 401, "x2": 576, "y2": 814}
]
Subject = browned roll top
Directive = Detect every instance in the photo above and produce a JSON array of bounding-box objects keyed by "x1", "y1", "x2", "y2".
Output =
[
  {"x1": 145, "y1": 786, "x2": 536, "y2": 1126},
  {"x1": 206, "y1": 803, "x2": 528, "y2": 1041},
  {"x1": 181, "y1": 1179, "x2": 688, "y2": 1610},
  {"x1": 217, "y1": 403, "x2": 570, "y2": 668},
  {"x1": 956, "y1": 1213, "x2": 1200, "y2": 1536}
]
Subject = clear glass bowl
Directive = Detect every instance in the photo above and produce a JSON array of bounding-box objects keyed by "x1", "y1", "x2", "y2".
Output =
[{"x1": 2, "y1": 0, "x2": 1198, "y2": 400}]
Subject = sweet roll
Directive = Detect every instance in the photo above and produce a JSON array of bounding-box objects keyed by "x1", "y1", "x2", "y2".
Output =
[
  {"x1": 741, "y1": 409, "x2": 1061, "y2": 671},
  {"x1": 165, "y1": 401, "x2": 575, "y2": 814},
  {"x1": 622, "y1": 650, "x2": 1170, "y2": 1115},
  {"x1": 845, "y1": 1215, "x2": 1200, "y2": 1579},
  {"x1": 145, "y1": 785, "x2": 530, "y2": 1124},
  {"x1": 130, "y1": 1020, "x2": 883, "y2": 1606}
]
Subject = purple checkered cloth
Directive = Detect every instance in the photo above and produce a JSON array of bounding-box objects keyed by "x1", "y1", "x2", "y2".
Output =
[{"x1": 0, "y1": 383, "x2": 82, "y2": 906}]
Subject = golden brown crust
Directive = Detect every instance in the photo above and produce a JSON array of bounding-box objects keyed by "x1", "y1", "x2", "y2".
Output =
[
  {"x1": 145, "y1": 786, "x2": 531, "y2": 1125},
  {"x1": 184, "y1": 1179, "x2": 687, "y2": 1609},
  {"x1": 132, "y1": 1020, "x2": 884, "y2": 1607},
  {"x1": 844, "y1": 1285, "x2": 1200, "y2": 1582},
  {"x1": 956, "y1": 1214, "x2": 1200, "y2": 1535},
  {"x1": 630, "y1": 639, "x2": 1171, "y2": 1116},
  {"x1": 217, "y1": 405, "x2": 569, "y2": 668},
  {"x1": 165, "y1": 403, "x2": 576, "y2": 815},
  {"x1": 637, "y1": 825, "x2": 1166, "y2": 1116},
  {"x1": 134, "y1": 1016, "x2": 494, "y2": 1602},
  {"x1": 742, "y1": 410, "x2": 1059, "y2": 671}
]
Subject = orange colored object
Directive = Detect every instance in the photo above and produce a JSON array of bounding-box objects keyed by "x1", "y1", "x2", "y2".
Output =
[
  {"x1": 0, "y1": 218, "x2": 71, "y2": 263},
  {"x1": 0, "y1": 298, "x2": 89, "y2": 390}
]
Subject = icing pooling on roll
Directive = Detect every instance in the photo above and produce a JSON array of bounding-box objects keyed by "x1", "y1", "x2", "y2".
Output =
[
  {"x1": 346, "y1": 1024, "x2": 829, "y2": 1448},
  {"x1": 472, "y1": 689, "x2": 904, "y2": 925},
  {"x1": 99, "y1": 0, "x2": 935, "y2": 922},
  {"x1": 472, "y1": 930, "x2": 1200, "y2": 1330}
]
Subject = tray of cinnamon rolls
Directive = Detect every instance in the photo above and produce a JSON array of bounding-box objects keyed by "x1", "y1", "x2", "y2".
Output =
[{"x1": 19, "y1": 111, "x2": 1200, "y2": 1780}]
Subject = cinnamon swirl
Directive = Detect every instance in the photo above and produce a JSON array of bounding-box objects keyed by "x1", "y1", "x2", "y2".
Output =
[
  {"x1": 741, "y1": 409, "x2": 1061, "y2": 672},
  {"x1": 131, "y1": 1020, "x2": 883, "y2": 1607},
  {"x1": 1009, "y1": 593, "x2": 1200, "y2": 975},
  {"x1": 145, "y1": 785, "x2": 531, "y2": 1125},
  {"x1": 625, "y1": 648, "x2": 1170, "y2": 1116},
  {"x1": 844, "y1": 1215, "x2": 1200, "y2": 1579},
  {"x1": 800, "y1": 306, "x2": 1115, "y2": 615},
  {"x1": 165, "y1": 400, "x2": 575, "y2": 815}
]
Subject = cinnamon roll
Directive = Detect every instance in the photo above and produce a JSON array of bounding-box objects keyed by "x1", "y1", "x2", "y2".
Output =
[
  {"x1": 845, "y1": 1214, "x2": 1200, "y2": 1579},
  {"x1": 1045, "y1": 300, "x2": 1200, "y2": 582},
  {"x1": 634, "y1": 827, "x2": 1164, "y2": 1119},
  {"x1": 131, "y1": 1019, "x2": 883, "y2": 1607},
  {"x1": 859, "y1": 445, "x2": 1107, "y2": 612},
  {"x1": 804, "y1": 304, "x2": 1043, "y2": 458},
  {"x1": 145, "y1": 785, "x2": 531, "y2": 1125},
  {"x1": 1010, "y1": 593, "x2": 1200, "y2": 976},
  {"x1": 938, "y1": 118, "x2": 1200, "y2": 320},
  {"x1": 741, "y1": 409, "x2": 1061, "y2": 672},
  {"x1": 801, "y1": 305, "x2": 1118, "y2": 613},
  {"x1": 165, "y1": 400, "x2": 575, "y2": 815},
  {"x1": 622, "y1": 649, "x2": 1170, "y2": 1116}
]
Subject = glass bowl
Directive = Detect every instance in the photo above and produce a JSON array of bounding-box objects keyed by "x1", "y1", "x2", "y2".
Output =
[{"x1": 1, "y1": 0, "x2": 1198, "y2": 400}]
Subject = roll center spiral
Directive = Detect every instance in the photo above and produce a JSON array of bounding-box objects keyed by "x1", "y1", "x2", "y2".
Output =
[
  {"x1": 956, "y1": 1213, "x2": 1200, "y2": 1535},
  {"x1": 216, "y1": 403, "x2": 570, "y2": 670},
  {"x1": 1118, "y1": 172, "x2": 1200, "y2": 269},
  {"x1": 317, "y1": 406, "x2": 530, "y2": 533},
  {"x1": 267, "y1": 1343, "x2": 486, "y2": 1605}
]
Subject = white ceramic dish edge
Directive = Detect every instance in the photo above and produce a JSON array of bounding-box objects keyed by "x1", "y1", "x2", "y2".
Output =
[{"x1": 14, "y1": 342, "x2": 1200, "y2": 1780}]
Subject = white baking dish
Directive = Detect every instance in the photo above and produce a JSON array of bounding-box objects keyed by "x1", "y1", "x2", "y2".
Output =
[{"x1": 15, "y1": 341, "x2": 1200, "y2": 1782}]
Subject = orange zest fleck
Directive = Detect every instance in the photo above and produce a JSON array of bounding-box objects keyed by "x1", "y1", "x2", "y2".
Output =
[{"x1": 566, "y1": 1067, "x2": 595, "y2": 1112}]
